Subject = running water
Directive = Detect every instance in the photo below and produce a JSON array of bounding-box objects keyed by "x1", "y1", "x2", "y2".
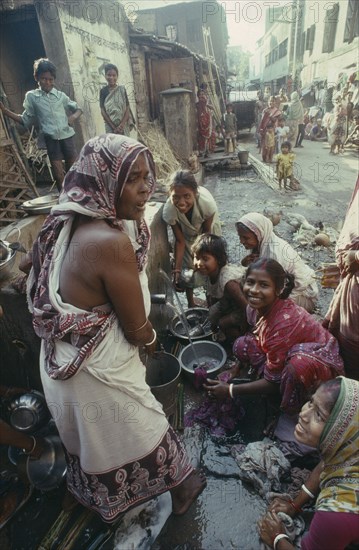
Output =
[{"x1": 158, "y1": 269, "x2": 203, "y2": 367}]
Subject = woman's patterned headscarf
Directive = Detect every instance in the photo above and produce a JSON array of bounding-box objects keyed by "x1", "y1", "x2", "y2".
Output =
[
  {"x1": 28, "y1": 134, "x2": 156, "y2": 380},
  {"x1": 317, "y1": 376, "x2": 359, "y2": 513}
]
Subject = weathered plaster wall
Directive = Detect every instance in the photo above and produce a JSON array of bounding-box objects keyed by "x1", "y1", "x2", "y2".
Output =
[
  {"x1": 35, "y1": 0, "x2": 136, "y2": 145},
  {"x1": 129, "y1": 43, "x2": 150, "y2": 130}
]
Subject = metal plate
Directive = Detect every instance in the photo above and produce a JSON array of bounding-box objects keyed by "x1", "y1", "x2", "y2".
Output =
[
  {"x1": 26, "y1": 436, "x2": 67, "y2": 491},
  {"x1": 21, "y1": 194, "x2": 59, "y2": 215}
]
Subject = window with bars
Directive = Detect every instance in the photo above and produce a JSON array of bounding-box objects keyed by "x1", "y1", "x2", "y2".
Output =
[
  {"x1": 305, "y1": 25, "x2": 315, "y2": 53},
  {"x1": 279, "y1": 38, "x2": 288, "y2": 59},
  {"x1": 165, "y1": 24, "x2": 178, "y2": 41}
]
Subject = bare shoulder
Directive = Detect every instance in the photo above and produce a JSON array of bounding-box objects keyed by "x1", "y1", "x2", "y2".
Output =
[{"x1": 74, "y1": 219, "x2": 135, "y2": 266}]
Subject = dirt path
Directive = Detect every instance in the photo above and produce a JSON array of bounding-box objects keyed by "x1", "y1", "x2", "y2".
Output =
[{"x1": 203, "y1": 132, "x2": 358, "y2": 317}]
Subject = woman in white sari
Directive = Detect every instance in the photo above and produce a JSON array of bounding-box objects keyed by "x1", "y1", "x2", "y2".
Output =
[
  {"x1": 236, "y1": 212, "x2": 318, "y2": 312},
  {"x1": 25, "y1": 134, "x2": 205, "y2": 522},
  {"x1": 100, "y1": 63, "x2": 131, "y2": 136}
]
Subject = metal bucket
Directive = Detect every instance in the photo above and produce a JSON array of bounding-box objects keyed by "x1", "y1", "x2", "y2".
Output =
[
  {"x1": 145, "y1": 352, "x2": 181, "y2": 418},
  {"x1": 238, "y1": 150, "x2": 249, "y2": 165}
]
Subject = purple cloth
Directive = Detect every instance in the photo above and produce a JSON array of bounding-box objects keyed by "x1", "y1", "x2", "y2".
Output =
[{"x1": 185, "y1": 369, "x2": 245, "y2": 436}]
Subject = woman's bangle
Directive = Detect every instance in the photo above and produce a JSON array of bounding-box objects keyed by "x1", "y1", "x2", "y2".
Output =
[
  {"x1": 126, "y1": 319, "x2": 148, "y2": 333},
  {"x1": 229, "y1": 383, "x2": 234, "y2": 399},
  {"x1": 145, "y1": 329, "x2": 157, "y2": 347},
  {"x1": 273, "y1": 533, "x2": 290, "y2": 549},
  {"x1": 301, "y1": 484, "x2": 315, "y2": 499},
  {"x1": 23, "y1": 436, "x2": 37, "y2": 455},
  {"x1": 289, "y1": 500, "x2": 302, "y2": 514}
]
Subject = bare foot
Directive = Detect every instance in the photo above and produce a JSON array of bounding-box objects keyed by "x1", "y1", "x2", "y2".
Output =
[{"x1": 171, "y1": 469, "x2": 206, "y2": 515}]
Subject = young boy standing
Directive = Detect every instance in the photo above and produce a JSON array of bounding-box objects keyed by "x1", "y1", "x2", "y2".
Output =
[
  {"x1": 222, "y1": 103, "x2": 237, "y2": 154},
  {"x1": 275, "y1": 117, "x2": 290, "y2": 153},
  {"x1": 0, "y1": 58, "x2": 82, "y2": 191}
]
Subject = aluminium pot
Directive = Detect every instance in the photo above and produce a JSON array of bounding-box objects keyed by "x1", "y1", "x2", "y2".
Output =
[{"x1": 145, "y1": 351, "x2": 181, "y2": 418}]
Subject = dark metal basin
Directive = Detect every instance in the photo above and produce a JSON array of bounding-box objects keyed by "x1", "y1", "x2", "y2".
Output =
[{"x1": 169, "y1": 307, "x2": 212, "y2": 342}]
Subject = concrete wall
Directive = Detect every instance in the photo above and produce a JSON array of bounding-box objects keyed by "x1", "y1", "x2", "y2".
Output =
[
  {"x1": 129, "y1": 43, "x2": 151, "y2": 131},
  {"x1": 262, "y1": 20, "x2": 292, "y2": 84},
  {"x1": 300, "y1": 1, "x2": 359, "y2": 86},
  {"x1": 136, "y1": 1, "x2": 228, "y2": 70}
]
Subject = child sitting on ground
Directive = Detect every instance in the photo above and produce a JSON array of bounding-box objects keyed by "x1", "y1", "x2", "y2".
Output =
[
  {"x1": 222, "y1": 103, "x2": 237, "y2": 155},
  {"x1": 276, "y1": 141, "x2": 295, "y2": 191},
  {"x1": 263, "y1": 122, "x2": 275, "y2": 162},
  {"x1": 192, "y1": 234, "x2": 247, "y2": 343}
]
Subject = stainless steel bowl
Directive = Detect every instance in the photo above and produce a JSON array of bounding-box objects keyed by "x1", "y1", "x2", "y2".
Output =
[
  {"x1": 179, "y1": 340, "x2": 227, "y2": 378},
  {"x1": 169, "y1": 307, "x2": 212, "y2": 342},
  {"x1": 26, "y1": 435, "x2": 67, "y2": 491},
  {"x1": 20, "y1": 194, "x2": 59, "y2": 215},
  {"x1": 8, "y1": 391, "x2": 49, "y2": 433}
]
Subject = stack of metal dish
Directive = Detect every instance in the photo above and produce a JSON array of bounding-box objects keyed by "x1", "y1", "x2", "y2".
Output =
[{"x1": 20, "y1": 194, "x2": 59, "y2": 216}]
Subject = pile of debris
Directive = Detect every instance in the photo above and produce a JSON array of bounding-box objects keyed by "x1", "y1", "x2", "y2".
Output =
[{"x1": 138, "y1": 122, "x2": 180, "y2": 190}]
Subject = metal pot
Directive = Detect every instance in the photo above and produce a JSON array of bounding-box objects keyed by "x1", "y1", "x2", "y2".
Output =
[
  {"x1": 145, "y1": 351, "x2": 181, "y2": 418},
  {"x1": 26, "y1": 435, "x2": 67, "y2": 491},
  {"x1": 169, "y1": 307, "x2": 212, "y2": 342},
  {"x1": 0, "y1": 228, "x2": 24, "y2": 283},
  {"x1": 0, "y1": 244, "x2": 16, "y2": 282},
  {"x1": 7, "y1": 390, "x2": 50, "y2": 433},
  {"x1": 179, "y1": 341, "x2": 227, "y2": 379}
]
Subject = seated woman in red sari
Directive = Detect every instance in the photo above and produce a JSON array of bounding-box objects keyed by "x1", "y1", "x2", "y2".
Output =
[{"x1": 204, "y1": 259, "x2": 344, "y2": 416}]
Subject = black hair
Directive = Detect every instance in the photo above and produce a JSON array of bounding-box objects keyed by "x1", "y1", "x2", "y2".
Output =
[
  {"x1": 281, "y1": 140, "x2": 292, "y2": 151},
  {"x1": 168, "y1": 170, "x2": 198, "y2": 193},
  {"x1": 33, "y1": 58, "x2": 56, "y2": 80},
  {"x1": 104, "y1": 63, "x2": 118, "y2": 75},
  {"x1": 245, "y1": 258, "x2": 295, "y2": 299},
  {"x1": 192, "y1": 234, "x2": 228, "y2": 267}
]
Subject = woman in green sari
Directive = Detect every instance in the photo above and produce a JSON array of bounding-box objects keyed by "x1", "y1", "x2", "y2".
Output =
[{"x1": 99, "y1": 63, "x2": 131, "y2": 136}]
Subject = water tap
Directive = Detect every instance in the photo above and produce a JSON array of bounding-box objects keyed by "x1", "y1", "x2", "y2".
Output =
[{"x1": 150, "y1": 294, "x2": 167, "y2": 305}]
